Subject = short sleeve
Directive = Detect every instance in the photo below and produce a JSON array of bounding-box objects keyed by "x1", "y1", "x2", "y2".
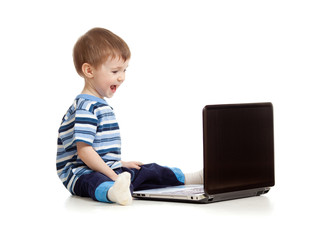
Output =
[{"x1": 59, "y1": 109, "x2": 98, "y2": 150}]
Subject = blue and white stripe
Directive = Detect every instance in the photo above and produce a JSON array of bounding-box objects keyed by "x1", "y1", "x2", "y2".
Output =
[{"x1": 56, "y1": 94, "x2": 122, "y2": 194}]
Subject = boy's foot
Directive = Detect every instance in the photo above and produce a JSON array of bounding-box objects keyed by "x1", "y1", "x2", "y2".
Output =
[
  {"x1": 185, "y1": 170, "x2": 203, "y2": 185},
  {"x1": 107, "y1": 172, "x2": 132, "y2": 205}
]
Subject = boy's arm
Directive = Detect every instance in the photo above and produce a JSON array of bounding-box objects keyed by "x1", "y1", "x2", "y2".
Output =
[{"x1": 76, "y1": 142, "x2": 118, "y2": 181}]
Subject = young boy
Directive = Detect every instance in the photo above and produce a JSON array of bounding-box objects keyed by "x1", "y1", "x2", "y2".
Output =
[{"x1": 56, "y1": 28, "x2": 202, "y2": 205}]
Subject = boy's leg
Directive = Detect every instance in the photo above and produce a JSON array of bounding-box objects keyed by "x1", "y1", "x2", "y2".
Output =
[
  {"x1": 131, "y1": 163, "x2": 185, "y2": 191},
  {"x1": 74, "y1": 171, "x2": 132, "y2": 205}
]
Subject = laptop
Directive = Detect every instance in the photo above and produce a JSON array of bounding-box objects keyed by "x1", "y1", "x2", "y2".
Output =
[{"x1": 133, "y1": 102, "x2": 275, "y2": 203}]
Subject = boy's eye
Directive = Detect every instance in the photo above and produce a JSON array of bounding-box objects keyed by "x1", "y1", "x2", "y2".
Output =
[{"x1": 112, "y1": 69, "x2": 127, "y2": 74}]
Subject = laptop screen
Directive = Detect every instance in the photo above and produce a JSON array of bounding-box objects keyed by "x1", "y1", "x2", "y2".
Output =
[{"x1": 203, "y1": 103, "x2": 275, "y2": 195}]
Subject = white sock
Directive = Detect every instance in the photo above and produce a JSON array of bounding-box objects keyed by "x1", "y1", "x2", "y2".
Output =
[
  {"x1": 184, "y1": 170, "x2": 203, "y2": 185},
  {"x1": 107, "y1": 172, "x2": 132, "y2": 206}
]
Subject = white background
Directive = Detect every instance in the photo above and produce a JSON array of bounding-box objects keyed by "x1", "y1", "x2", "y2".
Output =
[{"x1": 1, "y1": 0, "x2": 334, "y2": 239}]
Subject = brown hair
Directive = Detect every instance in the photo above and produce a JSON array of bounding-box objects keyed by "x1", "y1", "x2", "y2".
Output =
[{"x1": 73, "y1": 28, "x2": 131, "y2": 77}]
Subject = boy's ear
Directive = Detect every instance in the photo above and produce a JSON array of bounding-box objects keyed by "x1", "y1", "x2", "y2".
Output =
[{"x1": 82, "y1": 63, "x2": 94, "y2": 78}]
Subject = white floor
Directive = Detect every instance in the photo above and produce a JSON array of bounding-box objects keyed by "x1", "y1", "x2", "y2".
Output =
[
  {"x1": 1, "y1": 1, "x2": 335, "y2": 239},
  {"x1": 2, "y1": 176, "x2": 333, "y2": 240}
]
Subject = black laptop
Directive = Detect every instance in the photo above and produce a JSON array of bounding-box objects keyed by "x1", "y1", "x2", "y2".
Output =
[{"x1": 133, "y1": 102, "x2": 275, "y2": 203}]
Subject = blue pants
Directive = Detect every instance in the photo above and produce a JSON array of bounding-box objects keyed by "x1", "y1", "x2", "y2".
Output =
[{"x1": 73, "y1": 163, "x2": 185, "y2": 203}]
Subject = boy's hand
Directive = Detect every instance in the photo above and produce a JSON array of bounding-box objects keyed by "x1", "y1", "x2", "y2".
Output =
[{"x1": 121, "y1": 161, "x2": 143, "y2": 170}]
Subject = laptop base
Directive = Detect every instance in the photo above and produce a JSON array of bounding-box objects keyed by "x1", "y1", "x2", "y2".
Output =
[{"x1": 133, "y1": 186, "x2": 271, "y2": 204}]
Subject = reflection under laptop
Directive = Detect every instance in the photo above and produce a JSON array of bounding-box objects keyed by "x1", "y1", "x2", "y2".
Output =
[{"x1": 133, "y1": 103, "x2": 275, "y2": 203}]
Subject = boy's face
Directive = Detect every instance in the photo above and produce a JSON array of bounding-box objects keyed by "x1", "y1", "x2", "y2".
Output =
[{"x1": 85, "y1": 56, "x2": 129, "y2": 99}]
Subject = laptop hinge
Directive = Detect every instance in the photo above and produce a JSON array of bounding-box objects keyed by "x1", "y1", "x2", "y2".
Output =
[{"x1": 207, "y1": 195, "x2": 215, "y2": 202}]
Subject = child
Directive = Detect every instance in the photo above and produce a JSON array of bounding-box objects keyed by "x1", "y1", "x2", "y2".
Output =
[{"x1": 56, "y1": 28, "x2": 202, "y2": 205}]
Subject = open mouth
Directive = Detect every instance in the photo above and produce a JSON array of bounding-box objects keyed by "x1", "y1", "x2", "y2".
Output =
[{"x1": 110, "y1": 85, "x2": 117, "y2": 93}]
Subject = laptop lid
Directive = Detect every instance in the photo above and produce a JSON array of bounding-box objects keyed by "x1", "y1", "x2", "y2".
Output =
[{"x1": 203, "y1": 103, "x2": 275, "y2": 195}]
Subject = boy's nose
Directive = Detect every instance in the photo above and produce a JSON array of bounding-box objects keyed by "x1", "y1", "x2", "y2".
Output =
[
  {"x1": 117, "y1": 76, "x2": 125, "y2": 83},
  {"x1": 117, "y1": 71, "x2": 126, "y2": 82}
]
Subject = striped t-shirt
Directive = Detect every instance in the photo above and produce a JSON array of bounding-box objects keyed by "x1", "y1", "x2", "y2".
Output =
[{"x1": 56, "y1": 94, "x2": 122, "y2": 194}]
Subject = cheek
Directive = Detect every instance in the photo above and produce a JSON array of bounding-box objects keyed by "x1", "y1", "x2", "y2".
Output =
[{"x1": 96, "y1": 72, "x2": 112, "y2": 84}]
